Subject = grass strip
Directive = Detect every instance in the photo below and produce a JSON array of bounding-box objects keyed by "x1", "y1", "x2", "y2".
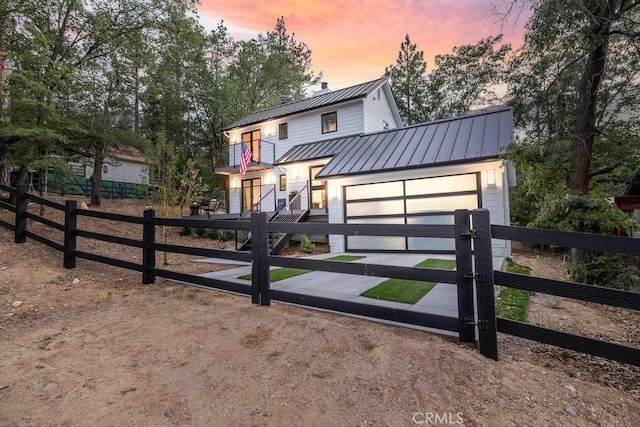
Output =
[
  {"x1": 361, "y1": 279, "x2": 436, "y2": 304},
  {"x1": 325, "y1": 255, "x2": 366, "y2": 262},
  {"x1": 238, "y1": 267, "x2": 311, "y2": 283},
  {"x1": 414, "y1": 258, "x2": 456, "y2": 270},
  {"x1": 495, "y1": 257, "x2": 533, "y2": 322},
  {"x1": 360, "y1": 258, "x2": 454, "y2": 304}
]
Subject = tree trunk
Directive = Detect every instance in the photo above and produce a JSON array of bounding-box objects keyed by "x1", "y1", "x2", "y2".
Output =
[
  {"x1": 0, "y1": 142, "x2": 9, "y2": 186},
  {"x1": 567, "y1": 4, "x2": 612, "y2": 195},
  {"x1": 90, "y1": 158, "x2": 103, "y2": 206}
]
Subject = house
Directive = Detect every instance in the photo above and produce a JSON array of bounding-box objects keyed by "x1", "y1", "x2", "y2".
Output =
[
  {"x1": 216, "y1": 78, "x2": 515, "y2": 257},
  {"x1": 47, "y1": 145, "x2": 149, "y2": 198},
  {"x1": 615, "y1": 173, "x2": 640, "y2": 237},
  {"x1": 215, "y1": 77, "x2": 403, "y2": 214}
]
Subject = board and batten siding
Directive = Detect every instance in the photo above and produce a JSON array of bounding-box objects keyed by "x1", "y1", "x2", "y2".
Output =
[
  {"x1": 363, "y1": 86, "x2": 402, "y2": 133},
  {"x1": 326, "y1": 159, "x2": 510, "y2": 257}
]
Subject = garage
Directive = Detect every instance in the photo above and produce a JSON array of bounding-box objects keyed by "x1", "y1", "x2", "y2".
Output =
[{"x1": 344, "y1": 173, "x2": 481, "y2": 253}]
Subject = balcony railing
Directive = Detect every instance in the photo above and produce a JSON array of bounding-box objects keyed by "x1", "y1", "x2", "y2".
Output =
[{"x1": 214, "y1": 140, "x2": 276, "y2": 175}]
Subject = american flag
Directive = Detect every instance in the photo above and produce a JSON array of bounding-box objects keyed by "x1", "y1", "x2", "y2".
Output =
[{"x1": 239, "y1": 143, "x2": 252, "y2": 176}]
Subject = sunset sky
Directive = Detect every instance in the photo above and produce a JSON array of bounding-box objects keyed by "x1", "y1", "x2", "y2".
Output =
[{"x1": 196, "y1": 0, "x2": 530, "y2": 91}]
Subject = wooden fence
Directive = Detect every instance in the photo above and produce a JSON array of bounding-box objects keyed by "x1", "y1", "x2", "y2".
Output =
[{"x1": 1, "y1": 183, "x2": 639, "y2": 365}]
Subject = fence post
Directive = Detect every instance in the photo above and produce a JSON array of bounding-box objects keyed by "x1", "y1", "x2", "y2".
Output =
[
  {"x1": 471, "y1": 209, "x2": 498, "y2": 360},
  {"x1": 142, "y1": 209, "x2": 156, "y2": 284},
  {"x1": 251, "y1": 212, "x2": 270, "y2": 305},
  {"x1": 14, "y1": 184, "x2": 27, "y2": 243},
  {"x1": 63, "y1": 200, "x2": 77, "y2": 269},
  {"x1": 454, "y1": 209, "x2": 475, "y2": 344}
]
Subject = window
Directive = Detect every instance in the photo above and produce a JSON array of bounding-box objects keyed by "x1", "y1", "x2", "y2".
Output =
[
  {"x1": 279, "y1": 123, "x2": 288, "y2": 140},
  {"x1": 279, "y1": 174, "x2": 287, "y2": 191},
  {"x1": 321, "y1": 112, "x2": 337, "y2": 134},
  {"x1": 241, "y1": 130, "x2": 260, "y2": 162}
]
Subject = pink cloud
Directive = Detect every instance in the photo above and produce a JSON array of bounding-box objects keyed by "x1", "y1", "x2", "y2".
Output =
[{"x1": 198, "y1": 0, "x2": 529, "y2": 89}]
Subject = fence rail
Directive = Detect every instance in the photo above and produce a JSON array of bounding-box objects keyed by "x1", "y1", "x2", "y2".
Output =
[{"x1": 1, "y1": 183, "x2": 639, "y2": 366}]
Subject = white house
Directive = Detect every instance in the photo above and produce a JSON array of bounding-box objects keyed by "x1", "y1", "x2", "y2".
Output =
[
  {"x1": 216, "y1": 77, "x2": 403, "y2": 214},
  {"x1": 84, "y1": 145, "x2": 149, "y2": 186},
  {"x1": 216, "y1": 78, "x2": 515, "y2": 257}
]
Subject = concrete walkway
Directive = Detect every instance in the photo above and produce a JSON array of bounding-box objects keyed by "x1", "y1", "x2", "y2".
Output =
[{"x1": 196, "y1": 253, "x2": 505, "y2": 327}]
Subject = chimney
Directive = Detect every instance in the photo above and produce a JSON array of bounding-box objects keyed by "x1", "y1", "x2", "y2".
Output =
[{"x1": 313, "y1": 82, "x2": 331, "y2": 96}]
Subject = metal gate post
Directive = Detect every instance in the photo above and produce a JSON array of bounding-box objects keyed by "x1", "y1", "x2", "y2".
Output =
[
  {"x1": 14, "y1": 184, "x2": 27, "y2": 243},
  {"x1": 63, "y1": 200, "x2": 77, "y2": 269},
  {"x1": 251, "y1": 212, "x2": 270, "y2": 305},
  {"x1": 142, "y1": 209, "x2": 156, "y2": 284},
  {"x1": 454, "y1": 209, "x2": 475, "y2": 343},
  {"x1": 471, "y1": 209, "x2": 498, "y2": 360}
]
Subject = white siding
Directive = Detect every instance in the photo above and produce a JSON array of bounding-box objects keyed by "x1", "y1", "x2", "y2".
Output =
[
  {"x1": 85, "y1": 157, "x2": 148, "y2": 184},
  {"x1": 226, "y1": 100, "x2": 366, "y2": 164},
  {"x1": 363, "y1": 86, "x2": 401, "y2": 133},
  {"x1": 327, "y1": 159, "x2": 510, "y2": 257}
]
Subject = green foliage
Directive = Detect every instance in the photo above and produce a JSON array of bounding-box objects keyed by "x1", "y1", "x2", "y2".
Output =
[
  {"x1": 193, "y1": 227, "x2": 206, "y2": 237},
  {"x1": 531, "y1": 194, "x2": 639, "y2": 288},
  {"x1": 205, "y1": 228, "x2": 218, "y2": 239},
  {"x1": 216, "y1": 229, "x2": 234, "y2": 242},
  {"x1": 179, "y1": 227, "x2": 191, "y2": 236},
  {"x1": 385, "y1": 34, "x2": 429, "y2": 125},
  {"x1": 300, "y1": 234, "x2": 315, "y2": 254},
  {"x1": 495, "y1": 258, "x2": 532, "y2": 322}
]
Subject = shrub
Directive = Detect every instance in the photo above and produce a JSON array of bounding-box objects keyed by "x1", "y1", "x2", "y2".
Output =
[
  {"x1": 531, "y1": 194, "x2": 639, "y2": 288},
  {"x1": 178, "y1": 227, "x2": 191, "y2": 236},
  {"x1": 193, "y1": 227, "x2": 207, "y2": 237},
  {"x1": 300, "y1": 234, "x2": 315, "y2": 253},
  {"x1": 205, "y1": 228, "x2": 218, "y2": 239},
  {"x1": 217, "y1": 230, "x2": 235, "y2": 241}
]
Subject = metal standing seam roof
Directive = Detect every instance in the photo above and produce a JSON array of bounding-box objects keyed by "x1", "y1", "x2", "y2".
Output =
[
  {"x1": 223, "y1": 77, "x2": 389, "y2": 131},
  {"x1": 275, "y1": 134, "x2": 363, "y2": 165},
  {"x1": 315, "y1": 107, "x2": 514, "y2": 179}
]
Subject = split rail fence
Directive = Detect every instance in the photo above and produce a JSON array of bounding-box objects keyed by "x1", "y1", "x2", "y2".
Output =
[{"x1": 1, "y1": 183, "x2": 639, "y2": 365}]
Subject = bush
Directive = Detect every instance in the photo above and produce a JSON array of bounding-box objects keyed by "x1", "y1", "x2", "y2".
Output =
[
  {"x1": 300, "y1": 234, "x2": 315, "y2": 254},
  {"x1": 531, "y1": 194, "x2": 639, "y2": 288},
  {"x1": 205, "y1": 228, "x2": 218, "y2": 239},
  {"x1": 178, "y1": 227, "x2": 191, "y2": 236},
  {"x1": 193, "y1": 227, "x2": 207, "y2": 237},
  {"x1": 217, "y1": 230, "x2": 235, "y2": 241}
]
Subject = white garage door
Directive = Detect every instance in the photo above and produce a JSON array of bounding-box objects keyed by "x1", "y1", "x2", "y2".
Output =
[{"x1": 344, "y1": 173, "x2": 480, "y2": 253}]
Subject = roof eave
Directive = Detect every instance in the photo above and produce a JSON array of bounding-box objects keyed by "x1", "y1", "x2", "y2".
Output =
[{"x1": 316, "y1": 155, "x2": 505, "y2": 180}]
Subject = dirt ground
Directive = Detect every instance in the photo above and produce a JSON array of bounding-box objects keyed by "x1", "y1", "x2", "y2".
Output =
[{"x1": 1, "y1": 196, "x2": 639, "y2": 426}]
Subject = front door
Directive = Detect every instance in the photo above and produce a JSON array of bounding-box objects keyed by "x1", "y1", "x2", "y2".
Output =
[
  {"x1": 309, "y1": 165, "x2": 327, "y2": 209},
  {"x1": 242, "y1": 178, "x2": 261, "y2": 212}
]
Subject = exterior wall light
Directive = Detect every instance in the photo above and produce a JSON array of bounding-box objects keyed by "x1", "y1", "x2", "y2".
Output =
[{"x1": 487, "y1": 169, "x2": 497, "y2": 186}]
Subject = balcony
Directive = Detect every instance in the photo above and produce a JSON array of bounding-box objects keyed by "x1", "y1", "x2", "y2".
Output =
[{"x1": 213, "y1": 140, "x2": 276, "y2": 176}]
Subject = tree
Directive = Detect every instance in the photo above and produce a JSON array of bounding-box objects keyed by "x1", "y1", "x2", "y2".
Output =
[
  {"x1": 425, "y1": 35, "x2": 511, "y2": 120},
  {"x1": 385, "y1": 34, "x2": 429, "y2": 125},
  {"x1": 503, "y1": 0, "x2": 640, "y2": 196},
  {"x1": 228, "y1": 17, "x2": 322, "y2": 114}
]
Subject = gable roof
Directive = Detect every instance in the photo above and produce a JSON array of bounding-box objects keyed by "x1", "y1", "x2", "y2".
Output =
[
  {"x1": 275, "y1": 134, "x2": 361, "y2": 165},
  {"x1": 315, "y1": 107, "x2": 513, "y2": 179},
  {"x1": 223, "y1": 77, "x2": 390, "y2": 131}
]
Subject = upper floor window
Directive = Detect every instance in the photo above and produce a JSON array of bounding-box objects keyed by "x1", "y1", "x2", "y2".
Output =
[
  {"x1": 321, "y1": 112, "x2": 337, "y2": 134},
  {"x1": 241, "y1": 130, "x2": 260, "y2": 162},
  {"x1": 279, "y1": 123, "x2": 288, "y2": 140}
]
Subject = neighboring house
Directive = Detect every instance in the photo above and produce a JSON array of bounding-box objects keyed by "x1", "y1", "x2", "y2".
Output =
[
  {"x1": 47, "y1": 145, "x2": 149, "y2": 198},
  {"x1": 216, "y1": 78, "x2": 515, "y2": 257},
  {"x1": 615, "y1": 173, "x2": 640, "y2": 237},
  {"x1": 84, "y1": 145, "x2": 149, "y2": 186}
]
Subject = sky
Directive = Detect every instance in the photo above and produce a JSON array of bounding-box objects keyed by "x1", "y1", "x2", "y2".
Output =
[{"x1": 196, "y1": 0, "x2": 531, "y2": 91}]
